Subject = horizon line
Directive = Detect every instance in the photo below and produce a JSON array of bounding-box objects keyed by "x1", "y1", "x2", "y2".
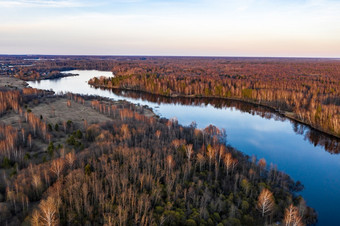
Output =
[{"x1": 0, "y1": 53, "x2": 339, "y2": 60}]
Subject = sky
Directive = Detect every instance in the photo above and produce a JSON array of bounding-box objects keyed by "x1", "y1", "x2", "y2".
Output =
[{"x1": 0, "y1": 0, "x2": 339, "y2": 57}]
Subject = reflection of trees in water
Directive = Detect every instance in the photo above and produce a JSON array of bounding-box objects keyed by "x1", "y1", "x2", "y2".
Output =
[
  {"x1": 292, "y1": 121, "x2": 340, "y2": 153},
  {"x1": 97, "y1": 87, "x2": 340, "y2": 154}
]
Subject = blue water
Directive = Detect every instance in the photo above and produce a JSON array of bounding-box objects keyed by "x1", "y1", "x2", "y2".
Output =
[{"x1": 28, "y1": 70, "x2": 340, "y2": 225}]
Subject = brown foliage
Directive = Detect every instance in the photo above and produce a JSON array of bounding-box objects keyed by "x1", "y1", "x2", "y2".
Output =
[
  {"x1": 0, "y1": 90, "x2": 21, "y2": 115},
  {"x1": 50, "y1": 158, "x2": 65, "y2": 179},
  {"x1": 89, "y1": 58, "x2": 340, "y2": 136},
  {"x1": 257, "y1": 188, "x2": 275, "y2": 217},
  {"x1": 284, "y1": 204, "x2": 304, "y2": 226},
  {"x1": 33, "y1": 196, "x2": 59, "y2": 226}
]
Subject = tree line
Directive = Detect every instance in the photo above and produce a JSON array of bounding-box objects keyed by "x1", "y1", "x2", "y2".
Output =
[
  {"x1": 3, "y1": 55, "x2": 339, "y2": 136},
  {"x1": 86, "y1": 57, "x2": 340, "y2": 138}
]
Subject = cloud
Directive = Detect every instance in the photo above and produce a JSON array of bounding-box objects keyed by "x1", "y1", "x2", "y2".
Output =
[{"x1": 0, "y1": 0, "x2": 91, "y2": 8}]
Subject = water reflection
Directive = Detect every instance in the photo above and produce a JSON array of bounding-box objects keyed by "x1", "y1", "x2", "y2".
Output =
[{"x1": 96, "y1": 87, "x2": 340, "y2": 154}]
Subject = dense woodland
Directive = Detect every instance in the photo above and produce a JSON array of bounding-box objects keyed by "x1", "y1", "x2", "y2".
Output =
[
  {"x1": 85, "y1": 57, "x2": 340, "y2": 138},
  {"x1": 2, "y1": 55, "x2": 339, "y2": 137},
  {"x1": 0, "y1": 84, "x2": 316, "y2": 225},
  {"x1": 1, "y1": 55, "x2": 337, "y2": 225}
]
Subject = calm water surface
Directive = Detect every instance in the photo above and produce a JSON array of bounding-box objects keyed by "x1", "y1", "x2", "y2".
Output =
[{"x1": 28, "y1": 70, "x2": 340, "y2": 225}]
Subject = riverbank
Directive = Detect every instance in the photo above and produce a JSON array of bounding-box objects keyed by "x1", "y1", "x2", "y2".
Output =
[
  {"x1": 90, "y1": 82, "x2": 340, "y2": 140},
  {"x1": 17, "y1": 72, "x2": 79, "y2": 81}
]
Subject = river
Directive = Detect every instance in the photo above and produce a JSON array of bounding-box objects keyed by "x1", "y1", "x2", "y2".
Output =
[{"x1": 28, "y1": 70, "x2": 340, "y2": 225}]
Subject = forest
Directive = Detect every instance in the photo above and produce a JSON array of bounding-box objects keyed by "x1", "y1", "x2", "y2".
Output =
[
  {"x1": 0, "y1": 73, "x2": 316, "y2": 225},
  {"x1": 86, "y1": 57, "x2": 340, "y2": 138},
  {"x1": 2, "y1": 55, "x2": 339, "y2": 138}
]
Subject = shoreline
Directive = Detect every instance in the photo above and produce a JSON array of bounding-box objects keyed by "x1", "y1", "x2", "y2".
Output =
[
  {"x1": 90, "y1": 83, "x2": 340, "y2": 140},
  {"x1": 18, "y1": 72, "x2": 79, "y2": 81}
]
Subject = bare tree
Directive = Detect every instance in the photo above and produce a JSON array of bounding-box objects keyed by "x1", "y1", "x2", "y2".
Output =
[
  {"x1": 223, "y1": 152, "x2": 233, "y2": 175},
  {"x1": 121, "y1": 124, "x2": 130, "y2": 140},
  {"x1": 65, "y1": 151, "x2": 76, "y2": 169},
  {"x1": 284, "y1": 204, "x2": 304, "y2": 226},
  {"x1": 197, "y1": 153, "x2": 205, "y2": 171},
  {"x1": 171, "y1": 139, "x2": 180, "y2": 150},
  {"x1": 231, "y1": 158, "x2": 238, "y2": 175},
  {"x1": 166, "y1": 155, "x2": 174, "y2": 175},
  {"x1": 257, "y1": 188, "x2": 275, "y2": 217},
  {"x1": 32, "y1": 174, "x2": 42, "y2": 197},
  {"x1": 217, "y1": 145, "x2": 225, "y2": 166},
  {"x1": 207, "y1": 145, "x2": 215, "y2": 170},
  {"x1": 50, "y1": 158, "x2": 65, "y2": 179},
  {"x1": 185, "y1": 144, "x2": 193, "y2": 163},
  {"x1": 39, "y1": 196, "x2": 59, "y2": 226},
  {"x1": 28, "y1": 133, "x2": 32, "y2": 149},
  {"x1": 258, "y1": 158, "x2": 266, "y2": 175},
  {"x1": 31, "y1": 209, "x2": 41, "y2": 226}
]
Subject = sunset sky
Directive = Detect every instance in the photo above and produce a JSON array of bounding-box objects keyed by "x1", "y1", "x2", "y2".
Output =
[{"x1": 0, "y1": 0, "x2": 339, "y2": 57}]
